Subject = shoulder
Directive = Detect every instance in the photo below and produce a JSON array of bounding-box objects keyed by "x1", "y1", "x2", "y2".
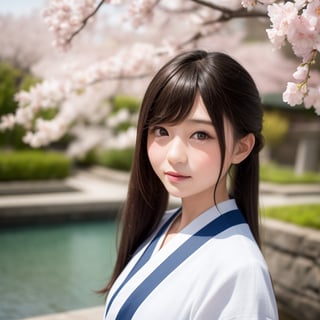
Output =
[
  {"x1": 192, "y1": 221, "x2": 271, "y2": 289},
  {"x1": 191, "y1": 227, "x2": 278, "y2": 319},
  {"x1": 211, "y1": 222, "x2": 268, "y2": 271}
]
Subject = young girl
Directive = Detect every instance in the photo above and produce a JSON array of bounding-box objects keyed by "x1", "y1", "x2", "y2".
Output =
[{"x1": 102, "y1": 50, "x2": 278, "y2": 319}]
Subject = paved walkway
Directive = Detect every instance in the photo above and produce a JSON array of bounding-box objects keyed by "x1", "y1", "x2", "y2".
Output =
[
  {"x1": 1, "y1": 166, "x2": 319, "y2": 320},
  {"x1": 22, "y1": 306, "x2": 105, "y2": 320},
  {"x1": 1, "y1": 166, "x2": 319, "y2": 226}
]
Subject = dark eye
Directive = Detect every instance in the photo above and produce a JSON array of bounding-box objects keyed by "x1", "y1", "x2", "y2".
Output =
[
  {"x1": 193, "y1": 131, "x2": 210, "y2": 140},
  {"x1": 153, "y1": 126, "x2": 168, "y2": 137}
]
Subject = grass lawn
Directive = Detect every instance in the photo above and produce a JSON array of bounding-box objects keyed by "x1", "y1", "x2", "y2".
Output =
[
  {"x1": 260, "y1": 163, "x2": 320, "y2": 229},
  {"x1": 260, "y1": 162, "x2": 320, "y2": 184},
  {"x1": 262, "y1": 204, "x2": 320, "y2": 230}
]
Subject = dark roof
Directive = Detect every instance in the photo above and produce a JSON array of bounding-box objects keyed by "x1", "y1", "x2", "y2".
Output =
[{"x1": 261, "y1": 93, "x2": 306, "y2": 112}]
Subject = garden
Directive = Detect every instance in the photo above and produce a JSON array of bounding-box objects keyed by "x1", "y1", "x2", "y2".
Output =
[
  {"x1": 1, "y1": 2, "x2": 320, "y2": 319},
  {"x1": 1, "y1": 58, "x2": 320, "y2": 230},
  {"x1": 1, "y1": 73, "x2": 319, "y2": 230}
]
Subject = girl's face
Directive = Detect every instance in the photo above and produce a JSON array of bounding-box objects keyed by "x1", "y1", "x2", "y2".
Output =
[{"x1": 147, "y1": 95, "x2": 241, "y2": 209}]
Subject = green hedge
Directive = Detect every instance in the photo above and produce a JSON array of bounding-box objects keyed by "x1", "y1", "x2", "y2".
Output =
[
  {"x1": 112, "y1": 95, "x2": 140, "y2": 114},
  {"x1": 96, "y1": 148, "x2": 134, "y2": 171},
  {"x1": 0, "y1": 150, "x2": 72, "y2": 181},
  {"x1": 260, "y1": 162, "x2": 320, "y2": 184},
  {"x1": 108, "y1": 95, "x2": 140, "y2": 135},
  {"x1": 0, "y1": 62, "x2": 41, "y2": 150},
  {"x1": 263, "y1": 204, "x2": 320, "y2": 230}
]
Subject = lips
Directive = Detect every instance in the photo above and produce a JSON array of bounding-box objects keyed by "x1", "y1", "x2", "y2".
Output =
[{"x1": 165, "y1": 171, "x2": 191, "y2": 182}]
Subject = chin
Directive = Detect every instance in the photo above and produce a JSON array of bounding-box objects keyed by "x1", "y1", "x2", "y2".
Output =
[{"x1": 167, "y1": 190, "x2": 191, "y2": 199}]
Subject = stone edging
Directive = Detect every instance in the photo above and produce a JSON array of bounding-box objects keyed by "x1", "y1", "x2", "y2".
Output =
[
  {"x1": 260, "y1": 182, "x2": 320, "y2": 196},
  {"x1": 262, "y1": 218, "x2": 320, "y2": 320}
]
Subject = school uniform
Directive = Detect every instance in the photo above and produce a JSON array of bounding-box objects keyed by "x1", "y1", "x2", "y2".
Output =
[{"x1": 104, "y1": 199, "x2": 278, "y2": 320}]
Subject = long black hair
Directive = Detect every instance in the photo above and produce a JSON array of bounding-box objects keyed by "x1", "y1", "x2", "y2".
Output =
[{"x1": 101, "y1": 50, "x2": 264, "y2": 294}]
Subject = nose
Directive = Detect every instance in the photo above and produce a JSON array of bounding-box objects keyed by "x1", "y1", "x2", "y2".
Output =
[{"x1": 167, "y1": 137, "x2": 188, "y2": 165}]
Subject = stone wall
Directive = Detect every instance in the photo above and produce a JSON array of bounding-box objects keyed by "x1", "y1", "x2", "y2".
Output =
[{"x1": 262, "y1": 219, "x2": 320, "y2": 320}]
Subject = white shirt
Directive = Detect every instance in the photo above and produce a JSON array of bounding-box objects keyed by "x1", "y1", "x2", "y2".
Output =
[{"x1": 104, "y1": 199, "x2": 278, "y2": 320}]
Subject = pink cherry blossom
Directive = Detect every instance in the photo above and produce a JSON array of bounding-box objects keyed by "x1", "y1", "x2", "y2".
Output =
[
  {"x1": 263, "y1": 0, "x2": 320, "y2": 110},
  {"x1": 293, "y1": 64, "x2": 309, "y2": 81},
  {"x1": 127, "y1": 0, "x2": 158, "y2": 27},
  {"x1": 303, "y1": 0, "x2": 320, "y2": 30},
  {"x1": 283, "y1": 82, "x2": 306, "y2": 106},
  {"x1": 43, "y1": 0, "x2": 97, "y2": 50},
  {"x1": 287, "y1": 14, "x2": 318, "y2": 60},
  {"x1": 266, "y1": 2, "x2": 298, "y2": 49},
  {"x1": 241, "y1": 0, "x2": 275, "y2": 9}
]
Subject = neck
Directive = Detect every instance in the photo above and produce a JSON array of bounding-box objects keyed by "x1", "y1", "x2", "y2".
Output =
[
  {"x1": 178, "y1": 187, "x2": 229, "y2": 232},
  {"x1": 161, "y1": 184, "x2": 230, "y2": 248}
]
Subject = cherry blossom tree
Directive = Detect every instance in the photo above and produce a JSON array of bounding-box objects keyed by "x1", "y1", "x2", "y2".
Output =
[
  {"x1": 0, "y1": 13, "x2": 52, "y2": 72},
  {"x1": 1, "y1": 0, "x2": 319, "y2": 157}
]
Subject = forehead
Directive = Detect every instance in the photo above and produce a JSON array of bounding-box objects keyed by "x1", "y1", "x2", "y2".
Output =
[
  {"x1": 187, "y1": 95, "x2": 234, "y2": 136},
  {"x1": 187, "y1": 95, "x2": 211, "y2": 122}
]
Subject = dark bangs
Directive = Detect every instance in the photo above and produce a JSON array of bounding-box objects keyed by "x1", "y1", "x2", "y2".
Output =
[{"x1": 146, "y1": 61, "x2": 200, "y2": 127}]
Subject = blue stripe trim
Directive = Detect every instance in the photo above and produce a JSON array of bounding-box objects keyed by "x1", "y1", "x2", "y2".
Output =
[
  {"x1": 113, "y1": 209, "x2": 245, "y2": 320},
  {"x1": 105, "y1": 208, "x2": 180, "y2": 317}
]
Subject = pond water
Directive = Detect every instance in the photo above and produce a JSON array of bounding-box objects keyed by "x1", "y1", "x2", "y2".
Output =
[{"x1": 0, "y1": 220, "x2": 116, "y2": 320}]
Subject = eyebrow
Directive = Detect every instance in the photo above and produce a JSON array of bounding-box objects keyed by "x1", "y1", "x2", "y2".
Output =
[{"x1": 185, "y1": 118, "x2": 213, "y2": 126}]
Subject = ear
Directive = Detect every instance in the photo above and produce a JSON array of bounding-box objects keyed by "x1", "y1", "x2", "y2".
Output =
[{"x1": 232, "y1": 133, "x2": 255, "y2": 164}]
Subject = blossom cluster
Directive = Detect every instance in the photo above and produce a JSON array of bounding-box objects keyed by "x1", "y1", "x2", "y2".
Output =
[
  {"x1": 127, "y1": 0, "x2": 158, "y2": 27},
  {"x1": 2, "y1": 0, "x2": 320, "y2": 157},
  {"x1": 43, "y1": 0, "x2": 122, "y2": 50},
  {"x1": 43, "y1": 0, "x2": 96, "y2": 50},
  {"x1": 264, "y1": 0, "x2": 320, "y2": 114},
  {"x1": 43, "y1": 0, "x2": 158, "y2": 50},
  {"x1": 241, "y1": 0, "x2": 276, "y2": 9},
  {"x1": 42, "y1": 0, "x2": 320, "y2": 115},
  {"x1": 240, "y1": 0, "x2": 320, "y2": 114},
  {"x1": 0, "y1": 41, "x2": 173, "y2": 156}
]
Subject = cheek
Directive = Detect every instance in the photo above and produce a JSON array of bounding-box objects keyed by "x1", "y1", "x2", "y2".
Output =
[
  {"x1": 194, "y1": 153, "x2": 214, "y2": 169},
  {"x1": 147, "y1": 139, "x2": 162, "y2": 169},
  {"x1": 191, "y1": 146, "x2": 221, "y2": 170}
]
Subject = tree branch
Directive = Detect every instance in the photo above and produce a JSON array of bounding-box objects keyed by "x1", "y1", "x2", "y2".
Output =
[
  {"x1": 190, "y1": 0, "x2": 268, "y2": 24},
  {"x1": 176, "y1": 31, "x2": 204, "y2": 50},
  {"x1": 190, "y1": 0, "x2": 236, "y2": 13},
  {"x1": 174, "y1": 1, "x2": 268, "y2": 51},
  {"x1": 65, "y1": 0, "x2": 268, "y2": 47},
  {"x1": 66, "y1": 0, "x2": 105, "y2": 45}
]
